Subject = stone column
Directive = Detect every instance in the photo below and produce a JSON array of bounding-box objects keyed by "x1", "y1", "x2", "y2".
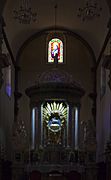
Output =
[
  {"x1": 67, "y1": 102, "x2": 73, "y2": 147},
  {"x1": 30, "y1": 101, "x2": 42, "y2": 149},
  {"x1": 69, "y1": 103, "x2": 80, "y2": 149}
]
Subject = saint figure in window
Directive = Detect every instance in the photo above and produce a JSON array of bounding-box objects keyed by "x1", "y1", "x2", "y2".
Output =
[
  {"x1": 51, "y1": 42, "x2": 59, "y2": 58},
  {"x1": 48, "y1": 38, "x2": 63, "y2": 63}
]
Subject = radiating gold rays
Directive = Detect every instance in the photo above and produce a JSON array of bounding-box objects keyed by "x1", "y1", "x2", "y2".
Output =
[{"x1": 43, "y1": 101, "x2": 67, "y2": 123}]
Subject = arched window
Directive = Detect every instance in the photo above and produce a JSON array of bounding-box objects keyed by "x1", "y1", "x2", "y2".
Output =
[{"x1": 48, "y1": 38, "x2": 63, "y2": 63}]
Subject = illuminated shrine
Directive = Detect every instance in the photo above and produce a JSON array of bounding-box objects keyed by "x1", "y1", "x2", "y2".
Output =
[{"x1": 25, "y1": 68, "x2": 85, "y2": 173}]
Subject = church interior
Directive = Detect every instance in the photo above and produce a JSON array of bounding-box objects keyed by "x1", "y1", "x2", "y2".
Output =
[{"x1": 0, "y1": 0, "x2": 111, "y2": 180}]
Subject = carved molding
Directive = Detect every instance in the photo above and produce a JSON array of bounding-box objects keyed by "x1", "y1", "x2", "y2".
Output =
[
  {"x1": 88, "y1": 92, "x2": 97, "y2": 123},
  {"x1": 0, "y1": 53, "x2": 9, "y2": 67},
  {"x1": 102, "y1": 55, "x2": 111, "y2": 90},
  {"x1": 14, "y1": 91, "x2": 22, "y2": 121},
  {"x1": 0, "y1": 53, "x2": 9, "y2": 89},
  {"x1": 105, "y1": 139, "x2": 111, "y2": 162},
  {"x1": 0, "y1": 70, "x2": 3, "y2": 89}
]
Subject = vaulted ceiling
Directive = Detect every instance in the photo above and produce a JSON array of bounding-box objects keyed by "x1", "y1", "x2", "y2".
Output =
[{"x1": 1, "y1": 0, "x2": 111, "y2": 60}]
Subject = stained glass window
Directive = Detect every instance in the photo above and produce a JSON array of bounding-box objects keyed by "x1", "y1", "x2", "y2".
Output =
[{"x1": 48, "y1": 38, "x2": 63, "y2": 63}]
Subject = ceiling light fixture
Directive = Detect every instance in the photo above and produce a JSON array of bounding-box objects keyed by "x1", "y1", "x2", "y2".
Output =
[
  {"x1": 77, "y1": 0, "x2": 102, "y2": 21},
  {"x1": 13, "y1": 0, "x2": 37, "y2": 24}
]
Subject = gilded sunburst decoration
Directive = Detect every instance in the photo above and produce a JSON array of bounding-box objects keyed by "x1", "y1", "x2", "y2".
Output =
[{"x1": 43, "y1": 101, "x2": 67, "y2": 133}]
